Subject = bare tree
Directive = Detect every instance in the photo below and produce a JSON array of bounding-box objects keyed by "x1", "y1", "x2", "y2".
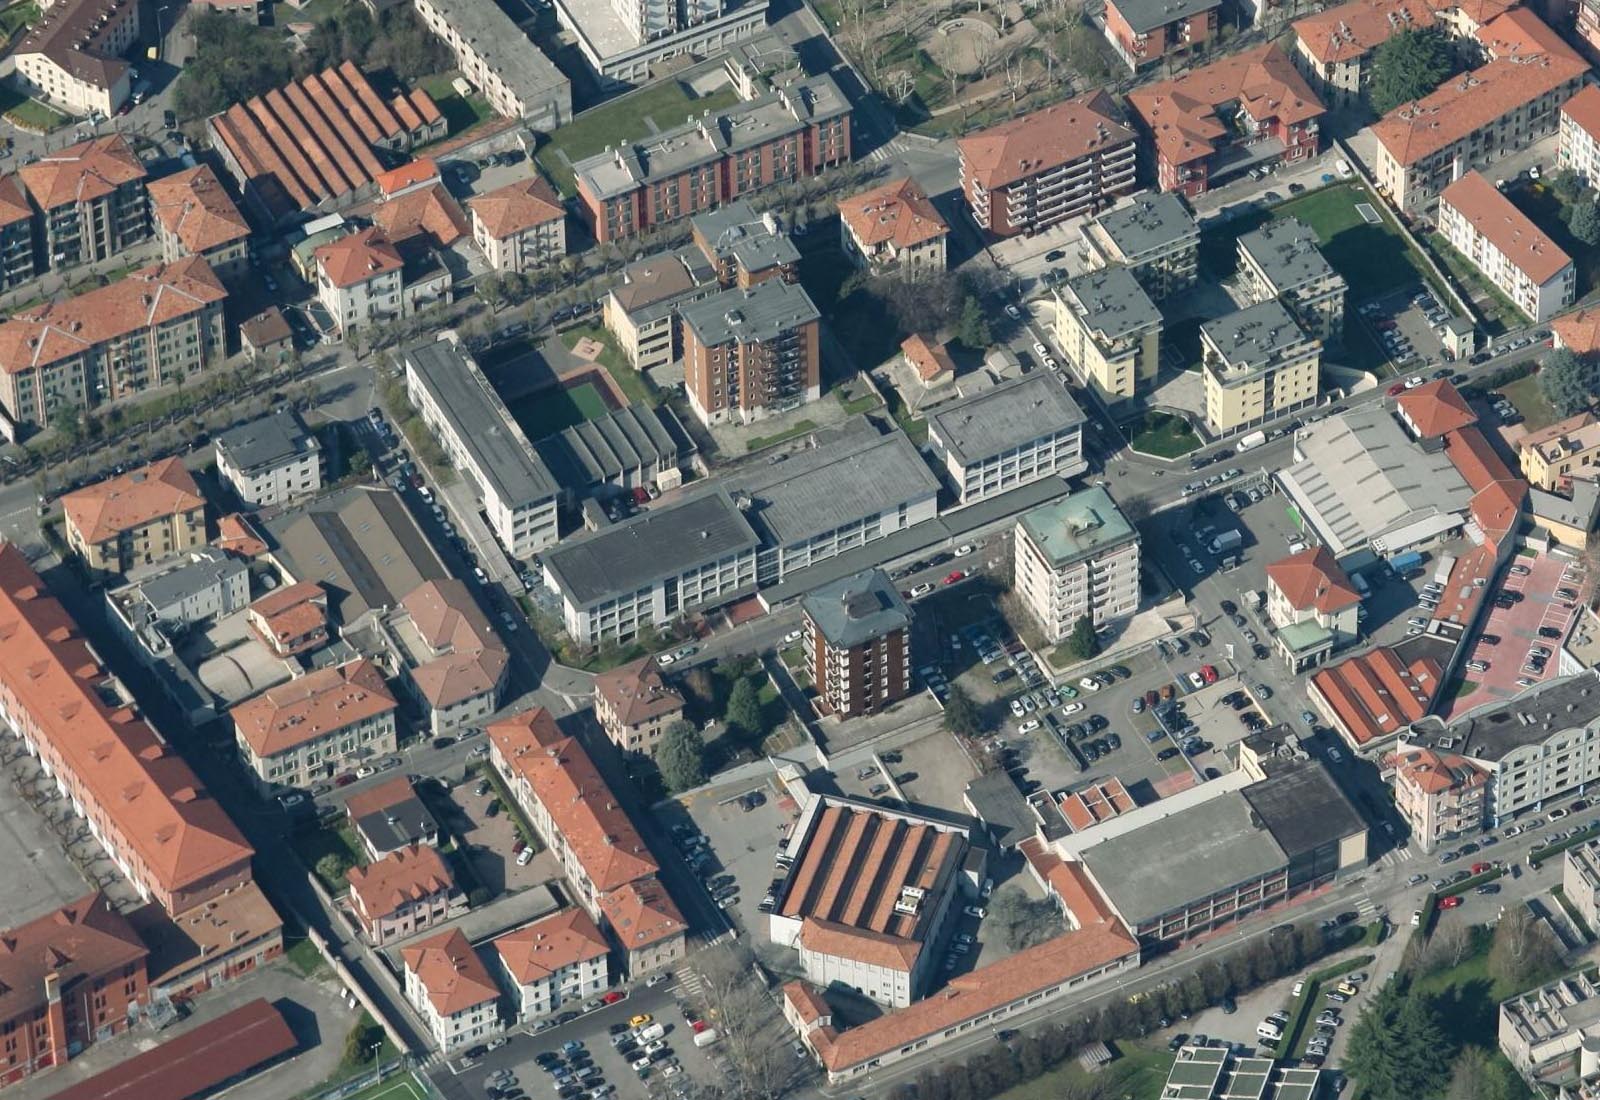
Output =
[
  {"x1": 1001, "y1": 47, "x2": 1031, "y2": 103},
  {"x1": 698, "y1": 944, "x2": 803, "y2": 1100},
  {"x1": 1489, "y1": 908, "x2": 1562, "y2": 988},
  {"x1": 928, "y1": 32, "x2": 967, "y2": 106},
  {"x1": 885, "y1": 69, "x2": 916, "y2": 104}
]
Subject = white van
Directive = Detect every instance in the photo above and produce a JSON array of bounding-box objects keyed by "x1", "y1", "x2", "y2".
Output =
[{"x1": 1257, "y1": 1021, "x2": 1284, "y2": 1042}]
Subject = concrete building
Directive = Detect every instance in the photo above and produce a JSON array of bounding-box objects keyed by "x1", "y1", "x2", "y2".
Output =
[
  {"x1": 1391, "y1": 747, "x2": 1489, "y2": 852},
  {"x1": 1052, "y1": 266, "x2": 1162, "y2": 398},
  {"x1": 1499, "y1": 967, "x2": 1600, "y2": 1084},
  {"x1": 1200, "y1": 299, "x2": 1321, "y2": 435},
  {"x1": 106, "y1": 548, "x2": 250, "y2": 654},
  {"x1": 401, "y1": 339, "x2": 558, "y2": 558},
  {"x1": 344, "y1": 775, "x2": 440, "y2": 859},
  {"x1": 1080, "y1": 191, "x2": 1200, "y2": 300},
  {"x1": 572, "y1": 74, "x2": 850, "y2": 244},
  {"x1": 0, "y1": 179, "x2": 35, "y2": 291},
  {"x1": 800, "y1": 569, "x2": 912, "y2": 719},
  {"x1": 0, "y1": 257, "x2": 227, "y2": 432},
  {"x1": 926, "y1": 375, "x2": 1087, "y2": 505},
  {"x1": 315, "y1": 227, "x2": 407, "y2": 333},
  {"x1": 1440, "y1": 172, "x2": 1575, "y2": 324},
  {"x1": 386, "y1": 579, "x2": 509, "y2": 735},
  {"x1": 214, "y1": 410, "x2": 323, "y2": 508},
  {"x1": 1102, "y1": 0, "x2": 1219, "y2": 71},
  {"x1": 345, "y1": 844, "x2": 464, "y2": 946},
  {"x1": 147, "y1": 165, "x2": 250, "y2": 283},
  {"x1": 246, "y1": 582, "x2": 331, "y2": 658},
  {"x1": 1559, "y1": 86, "x2": 1600, "y2": 186},
  {"x1": 1236, "y1": 218, "x2": 1346, "y2": 344},
  {"x1": 1128, "y1": 46, "x2": 1324, "y2": 198},
  {"x1": 230, "y1": 659, "x2": 398, "y2": 791},
  {"x1": 1520, "y1": 412, "x2": 1600, "y2": 492},
  {"x1": 489, "y1": 708, "x2": 687, "y2": 975},
  {"x1": 401, "y1": 928, "x2": 503, "y2": 1053},
  {"x1": 1530, "y1": 479, "x2": 1600, "y2": 551},
  {"x1": 1264, "y1": 546, "x2": 1361, "y2": 672},
  {"x1": 1564, "y1": 841, "x2": 1600, "y2": 934},
  {"x1": 1372, "y1": 10, "x2": 1585, "y2": 211},
  {"x1": 541, "y1": 489, "x2": 759, "y2": 646},
  {"x1": 593, "y1": 657, "x2": 685, "y2": 755},
  {"x1": 468, "y1": 176, "x2": 567, "y2": 273},
  {"x1": 691, "y1": 200, "x2": 799, "y2": 289},
  {"x1": 956, "y1": 92, "x2": 1137, "y2": 239},
  {"x1": 411, "y1": 0, "x2": 570, "y2": 125},
  {"x1": 837, "y1": 177, "x2": 948, "y2": 277},
  {"x1": 603, "y1": 249, "x2": 718, "y2": 371},
  {"x1": 20, "y1": 135, "x2": 147, "y2": 269},
  {"x1": 62, "y1": 458, "x2": 206, "y2": 576},
  {"x1": 534, "y1": 405, "x2": 697, "y2": 502},
  {"x1": 1012, "y1": 487, "x2": 1140, "y2": 644},
  {"x1": 680, "y1": 279, "x2": 821, "y2": 426},
  {"x1": 492, "y1": 909, "x2": 611, "y2": 1022},
  {"x1": 551, "y1": 0, "x2": 767, "y2": 86},
  {"x1": 12, "y1": 0, "x2": 138, "y2": 118}
]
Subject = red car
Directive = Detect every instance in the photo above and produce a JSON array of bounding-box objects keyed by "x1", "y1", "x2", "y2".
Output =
[
  {"x1": 334, "y1": 773, "x2": 356, "y2": 787},
  {"x1": 602, "y1": 991, "x2": 626, "y2": 1005},
  {"x1": 691, "y1": 1020, "x2": 709, "y2": 1034},
  {"x1": 1438, "y1": 895, "x2": 1463, "y2": 909},
  {"x1": 1471, "y1": 861, "x2": 1491, "y2": 874},
  {"x1": 1200, "y1": 664, "x2": 1219, "y2": 685},
  {"x1": 944, "y1": 570, "x2": 966, "y2": 585},
  {"x1": 1387, "y1": 382, "x2": 1406, "y2": 396}
]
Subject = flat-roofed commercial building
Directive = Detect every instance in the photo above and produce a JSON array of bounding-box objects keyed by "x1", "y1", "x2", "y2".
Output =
[
  {"x1": 837, "y1": 177, "x2": 948, "y2": 277},
  {"x1": 1201, "y1": 299, "x2": 1320, "y2": 435},
  {"x1": 1439, "y1": 172, "x2": 1574, "y2": 323},
  {"x1": 926, "y1": 375, "x2": 1087, "y2": 505},
  {"x1": 469, "y1": 176, "x2": 567, "y2": 273},
  {"x1": 1013, "y1": 487, "x2": 1139, "y2": 644},
  {"x1": 549, "y1": 0, "x2": 767, "y2": 86},
  {"x1": 492, "y1": 908, "x2": 611, "y2": 1022},
  {"x1": 1102, "y1": 0, "x2": 1219, "y2": 71},
  {"x1": 106, "y1": 547, "x2": 250, "y2": 652},
  {"x1": 62, "y1": 457, "x2": 206, "y2": 576},
  {"x1": 1052, "y1": 266, "x2": 1161, "y2": 398},
  {"x1": 402, "y1": 928, "x2": 503, "y2": 1053},
  {"x1": 1080, "y1": 191, "x2": 1199, "y2": 300},
  {"x1": 402, "y1": 339, "x2": 558, "y2": 558},
  {"x1": 1236, "y1": 217, "x2": 1347, "y2": 344},
  {"x1": 593, "y1": 657, "x2": 684, "y2": 756},
  {"x1": 1499, "y1": 966, "x2": 1600, "y2": 1080},
  {"x1": 680, "y1": 279, "x2": 822, "y2": 426},
  {"x1": 411, "y1": 0, "x2": 570, "y2": 126},
  {"x1": 1521, "y1": 411, "x2": 1600, "y2": 491},
  {"x1": 535, "y1": 405, "x2": 697, "y2": 503},
  {"x1": 956, "y1": 92, "x2": 1137, "y2": 238},
  {"x1": 800, "y1": 569, "x2": 912, "y2": 719},
  {"x1": 541, "y1": 488, "x2": 759, "y2": 646},
  {"x1": 214, "y1": 409, "x2": 323, "y2": 508},
  {"x1": 230, "y1": 659, "x2": 398, "y2": 791},
  {"x1": 13, "y1": 0, "x2": 139, "y2": 120}
]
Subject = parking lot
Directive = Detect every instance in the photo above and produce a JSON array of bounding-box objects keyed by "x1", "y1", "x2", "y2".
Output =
[
  {"x1": 1448, "y1": 550, "x2": 1584, "y2": 716},
  {"x1": 1356, "y1": 287, "x2": 1458, "y2": 374},
  {"x1": 672, "y1": 775, "x2": 794, "y2": 940},
  {"x1": 454, "y1": 772, "x2": 559, "y2": 896}
]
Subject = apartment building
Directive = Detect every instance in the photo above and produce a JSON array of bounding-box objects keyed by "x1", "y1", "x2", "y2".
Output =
[
  {"x1": 12, "y1": 0, "x2": 138, "y2": 118},
  {"x1": 314, "y1": 227, "x2": 406, "y2": 334},
  {"x1": 345, "y1": 844, "x2": 464, "y2": 947},
  {"x1": 691, "y1": 200, "x2": 800, "y2": 288},
  {"x1": 344, "y1": 776, "x2": 439, "y2": 860},
  {"x1": 956, "y1": 92, "x2": 1137, "y2": 238},
  {"x1": 20, "y1": 134, "x2": 148, "y2": 269},
  {"x1": 926, "y1": 374, "x2": 1087, "y2": 505},
  {"x1": 401, "y1": 928, "x2": 503, "y2": 1053},
  {"x1": 1102, "y1": 0, "x2": 1220, "y2": 71},
  {"x1": 1391, "y1": 747, "x2": 1489, "y2": 852},
  {"x1": 604, "y1": 250, "x2": 717, "y2": 371},
  {"x1": 0, "y1": 894, "x2": 147, "y2": 1089},
  {"x1": 1520, "y1": 411, "x2": 1600, "y2": 491},
  {"x1": 1564, "y1": 841, "x2": 1600, "y2": 932},
  {"x1": 1440, "y1": 172, "x2": 1574, "y2": 323},
  {"x1": 680, "y1": 279, "x2": 821, "y2": 426},
  {"x1": 541, "y1": 489, "x2": 759, "y2": 646},
  {"x1": 401, "y1": 339, "x2": 558, "y2": 557},
  {"x1": 387, "y1": 579, "x2": 509, "y2": 735},
  {"x1": 0, "y1": 179, "x2": 35, "y2": 291},
  {"x1": 1236, "y1": 217, "x2": 1347, "y2": 344},
  {"x1": 410, "y1": 0, "x2": 570, "y2": 126},
  {"x1": 62, "y1": 457, "x2": 206, "y2": 576},
  {"x1": 1200, "y1": 299, "x2": 1321, "y2": 435},
  {"x1": 214, "y1": 409, "x2": 323, "y2": 508},
  {"x1": 1080, "y1": 191, "x2": 1200, "y2": 300},
  {"x1": 573, "y1": 75, "x2": 850, "y2": 244},
  {"x1": 1291, "y1": 0, "x2": 1441, "y2": 108},
  {"x1": 147, "y1": 166, "x2": 250, "y2": 283},
  {"x1": 1012, "y1": 487, "x2": 1140, "y2": 644},
  {"x1": 1560, "y1": 86, "x2": 1600, "y2": 186},
  {"x1": 800, "y1": 569, "x2": 912, "y2": 719},
  {"x1": 0, "y1": 257, "x2": 227, "y2": 432},
  {"x1": 1052, "y1": 266, "x2": 1162, "y2": 398},
  {"x1": 492, "y1": 909, "x2": 610, "y2": 1022},
  {"x1": 593, "y1": 657, "x2": 685, "y2": 756},
  {"x1": 1129, "y1": 46, "x2": 1324, "y2": 198},
  {"x1": 230, "y1": 659, "x2": 398, "y2": 791},
  {"x1": 553, "y1": 0, "x2": 767, "y2": 86},
  {"x1": 246, "y1": 582, "x2": 330, "y2": 658},
  {"x1": 1264, "y1": 545, "x2": 1360, "y2": 672},
  {"x1": 837, "y1": 177, "x2": 948, "y2": 277},
  {"x1": 468, "y1": 177, "x2": 567, "y2": 274},
  {"x1": 1373, "y1": 10, "x2": 1585, "y2": 210},
  {"x1": 488, "y1": 709, "x2": 688, "y2": 975},
  {"x1": 106, "y1": 548, "x2": 249, "y2": 646},
  {"x1": 1498, "y1": 966, "x2": 1600, "y2": 1082}
]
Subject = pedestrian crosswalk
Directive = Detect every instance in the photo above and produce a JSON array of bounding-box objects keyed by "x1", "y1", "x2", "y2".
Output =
[
  {"x1": 1354, "y1": 897, "x2": 1381, "y2": 923},
  {"x1": 670, "y1": 969, "x2": 707, "y2": 1002},
  {"x1": 1378, "y1": 845, "x2": 1415, "y2": 868},
  {"x1": 867, "y1": 138, "x2": 910, "y2": 163}
]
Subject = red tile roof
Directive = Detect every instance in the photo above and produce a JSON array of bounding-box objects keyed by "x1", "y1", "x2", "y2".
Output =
[
  {"x1": 148, "y1": 165, "x2": 250, "y2": 257},
  {"x1": 1395, "y1": 747, "x2": 1487, "y2": 795},
  {"x1": 374, "y1": 182, "x2": 469, "y2": 249},
  {"x1": 315, "y1": 227, "x2": 403, "y2": 289},
  {"x1": 593, "y1": 657, "x2": 684, "y2": 729},
  {"x1": 214, "y1": 513, "x2": 268, "y2": 558},
  {"x1": 375, "y1": 157, "x2": 440, "y2": 197},
  {"x1": 1266, "y1": 546, "x2": 1361, "y2": 614},
  {"x1": 1311, "y1": 646, "x2": 1439, "y2": 745},
  {"x1": 1470, "y1": 478, "x2": 1526, "y2": 549},
  {"x1": 401, "y1": 928, "x2": 498, "y2": 1016},
  {"x1": 0, "y1": 893, "x2": 146, "y2": 1026},
  {"x1": 347, "y1": 844, "x2": 456, "y2": 921},
  {"x1": 1129, "y1": 45, "x2": 1324, "y2": 169},
  {"x1": 1057, "y1": 778, "x2": 1136, "y2": 833},
  {"x1": 469, "y1": 176, "x2": 566, "y2": 239},
  {"x1": 957, "y1": 91, "x2": 1135, "y2": 190},
  {"x1": 62, "y1": 457, "x2": 202, "y2": 545},
  {"x1": 1441, "y1": 171, "x2": 1572, "y2": 284},
  {"x1": 1563, "y1": 85, "x2": 1600, "y2": 144},
  {"x1": 248, "y1": 581, "x2": 328, "y2": 651},
  {"x1": 400, "y1": 579, "x2": 507, "y2": 709},
  {"x1": 493, "y1": 908, "x2": 609, "y2": 983},
  {"x1": 901, "y1": 334, "x2": 956, "y2": 383},
  {"x1": 1395, "y1": 379, "x2": 1478, "y2": 438},
  {"x1": 598, "y1": 877, "x2": 686, "y2": 952},
  {"x1": 0, "y1": 544, "x2": 255, "y2": 903},
  {"x1": 18, "y1": 134, "x2": 143, "y2": 211},
  {"x1": 0, "y1": 175, "x2": 30, "y2": 230},
  {"x1": 231, "y1": 659, "x2": 396, "y2": 757},
  {"x1": 1293, "y1": 0, "x2": 1437, "y2": 64},
  {"x1": 1444, "y1": 425, "x2": 1518, "y2": 492},
  {"x1": 343, "y1": 774, "x2": 417, "y2": 822},
  {"x1": 838, "y1": 177, "x2": 949, "y2": 250},
  {"x1": 1553, "y1": 307, "x2": 1600, "y2": 355},
  {"x1": 488, "y1": 708, "x2": 658, "y2": 892}
]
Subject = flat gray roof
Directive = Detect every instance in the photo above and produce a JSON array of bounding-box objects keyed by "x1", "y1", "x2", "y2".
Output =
[
  {"x1": 722, "y1": 423, "x2": 939, "y2": 547},
  {"x1": 403, "y1": 340, "x2": 556, "y2": 509},
  {"x1": 609, "y1": 248, "x2": 716, "y2": 323},
  {"x1": 800, "y1": 567, "x2": 909, "y2": 649},
  {"x1": 1409, "y1": 670, "x2": 1600, "y2": 763},
  {"x1": 926, "y1": 374, "x2": 1085, "y2": 467},
  {"x1": 1061, "y1": 266, "x2": 1161, "y2": 341},
  {"x1": 215, "y1": 409, "x2": 317, "y2": 476},
  {"x1": 1110, "y1": 0, "x2": 1220, "y2": 33},
  {"x1": 679, "y1": 278, "x2": 820, "y2": 347},
  {"x1": 1241, "y1": 759, "x2": 1366, "y2": 859},
  {"x1": 1017, "y1": 486, "x2": 1137, "y2": 568},
  {"x1": 417, "y1": 0, "x2": 569, "y2": 117},
  {"x1": 1532, "y1": 479, "x2": 1600, "y2": 533},
  {"x1": 130, "y1": 548, "x2": 246, "y2": 611},
  {"x1": 536, "y1": 405, "x2": 696, "y2": 489},
  {"x1": 543, "y1": 488, "x2": 760, "y2": 609},
  {"x1": 1201, "y1": 299, "x2": 1311, "y2": 371},
  {"x1": 693, "y1": 200, "x2": 800, "y2": 273},
  {"x1": 1237, "y1": 217, "x2": 1339, "y2": 294},
  {"x1": 355, "y1": 794, "x2": 439, "y2": 854},
  {"x1": 1089, "y1": 192, "x2": 1198, "y2": 258}
]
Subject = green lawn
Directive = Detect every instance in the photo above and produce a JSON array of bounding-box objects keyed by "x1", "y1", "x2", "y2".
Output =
[
  {"x1": 1127, "y1": 412, "x2": 1200, "y2": 458},
  {"x1": 508, "y1": 381, "x2": 611, "y2": 440},
  {"x1": 1427, "y1": 231, "x2": 1523, "y2": 334},
  {"x1": 0, "y1": 1, "x2": 38, "y2": 39},
  {"x1": 1495, "y1": 371, "x2": 1560, "y2": 432},
  {"x1": 0, "y1": 85, "x2": 65, "y2": 132},
  {"x1": 284, "y1": 935, "x2": 329, "y2": 979},
  {"x1": 323, "y1": 1074, "x2": 428, "y2": 1100},
  {"x1": 559, "y1": 323, "x2": 658, "y2": 406},
  {"x1": 747, "y1": 418, "x2": 819, "y2": 452},
  {"x1": 995, "y1": 1041, "x2": 1174, "y2": 1100},
  {"x1": 417, "y1": 73, "x2": 493, "y2": 137},
  {"x1": 535, "y1": 80, "x2": 744, "y2": 197},
  {"x1": 289, "y1": 824, "x2": 365, "y2": 892},
  {"x1": 1274, "y1": 183, "x2": 1433, "y2": 297}
]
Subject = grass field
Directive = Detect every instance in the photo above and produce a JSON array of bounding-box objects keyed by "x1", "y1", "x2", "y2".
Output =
[
  {"x1": 560, "y1": 324, "x2": 656, "y2": 406},
  {"x1": 331, "y1": 1071, "x2": 428, "y2": 1100},
  {"x1": 0, "y1": 85, "x2": 65, "y2": 131},
  {"x1": 1127, "y1": 411, "x2": 1200, "y2": 458},
  {"x1": 417, "y1": 73, "x2": 493, "y2": 137},
  {"x1": 995, "y1": 1041, "x2": 1173, "y2": 1100},
  {"x1": 1272, "y1": 183, "x2": 1433, "y2": 297},
  {"x1": 1494, "y1": 372, "x2": 1560, "y2": 432},
  {"x1": 509, "y1": 382, "x2": 611, "y2": 440},
  {"x1": 535, "y1": 80, "x2": 744, "y2": 196}
]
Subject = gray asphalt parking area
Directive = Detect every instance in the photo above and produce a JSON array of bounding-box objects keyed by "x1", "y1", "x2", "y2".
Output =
[{"x1": 679, "y1": 778, "x2": 793, "y2": 936}]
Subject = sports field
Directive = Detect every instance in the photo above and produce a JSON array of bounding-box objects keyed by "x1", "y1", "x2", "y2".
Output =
[
  {"x1": 507, "y1": 381, "x2": 612, "y2": 441},
  {"x1": 339, "y1": 1072, "x2": 428, "y2": 1100}
]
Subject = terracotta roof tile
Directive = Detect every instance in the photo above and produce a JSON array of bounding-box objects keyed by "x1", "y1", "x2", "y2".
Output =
[
  {"x1": 1311, "y1": 646, "x2": 1438, "y2": 744},
  {"x1": 399, "y1": 579, "x2": 507, "y2": 708},
  {"x1": 230, "y1": 659, "x2": 396, "y2": 757},
  {"x1": 0, "y1": 175, "x2": 30, "y2": 229},
  {"x1": 597, "y1": 878, "x2": 685, "y2": 951},
  {"x1": 838, "y1": 177, "x2": 949, "y2": 250},
  {"x1": 401, "y1": 927, "x2": 498, "y2": 1016},
  {"x1": 343, "y1": 775, "x2": 417, "y2": 822},
  {"x1": 1395, "y1": 747, "x2": 1487, "y2": 795},
  {"x1": 213, "y1": 513, "x2": 268, "y2": 558},
  {"x1": 1293, "y1": 0, "x2": 1436, "y2": 65},
  {"x1": 0, "y1": 893, "x2": 146, "y2": 1024},
  {"x1": 62, "y1": 457, "x2": 203, "y2": 545},
  {"x1": 375, "y1": 158, "x2": 440, "y2": 197},
  {"x1": 592, "y1": 657, "x2": 684, "y2": 729},
  {"x1": 1553, "y1": 307, "x2": 1600, "y2": 355},
  {"x1": 21, "y1": 133, "x2": 145, "y2": 211},
  {"x1": 1441, "y1": 171, "x2": 1572, "y2": 284},
  {"x1": 469, "y1": 176, "x2": 565, "y2": 239},
  {"x1": 1395, "y1": 378, "x2": 1478, "y2": 437},
  {"x1": 798, "y1": 918, "x2": 920, "y2": 971},
  {"x1": 900, "y1": 334, "x2": 956, "y2": 383},
  {"x1": 374, "y1": 182, "x2": 469, "y2": 249},
  {"x1": 957, "y1": 91, "x2": 1135, "y2": 190},
  {"x1": 1266, "y1": 546, "x2": 1362, "y2": 614},
  {"x1": 346, "y1": 844, "x2": 456, "y2": 921},
  {"x1": 1444, "y1": 424, "x2": 1517, "y2": 492},
  {"x1": 493, "y1": 907, "x2": 609, "y2": 982},
  {"x1": 315, "y1": 227, "x2": 403, "y2": 289},
  {"x1": 1563, "y1": 85, "x2": 1600, "y2": 144},
  {"x1": 149, "y1": 166, "x2": 249, "y2": 257}
]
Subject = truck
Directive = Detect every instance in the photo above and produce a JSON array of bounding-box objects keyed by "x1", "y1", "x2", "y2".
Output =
[
  {"x1": 1236, "y1": 429, "x2": 1268, "y2": 452},
  {"x1": 693, "y1": 1029, "x2": 720, "y2": 1048},
  {"x1": 1387, "y1": 550, "x2": 1425, "y2": 577},
  {"x1": 1208, "y1": 529, "x2": 1243, "y2": 555}
]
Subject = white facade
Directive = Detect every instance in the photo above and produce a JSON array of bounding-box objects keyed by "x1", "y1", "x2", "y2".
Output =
[
  {"x1": 403, "y1": 966, "x2": 502, "y2": 1052},
  {"x1": 938, "y1": 428, "x2": 1085, "y2": 505},
  {"x1": 1014, "y1": 521, "x2": 1140, "y2": 644},
  {"x1": 473, "y1": 211, "x2": 566, "y2": 274},
  {"x1": 498, "y1": 948, "x2": 607, "y2": 1021},
  {"x1": 319, "y1": 265, "x2": 402, "y2": 334},
  {"x1": 1559, "y1": 103, "x2": 1600, "y2": 186},
  {"x1": 552, "y1": 548, "x2": 757, "y2": 647},
  {"x1": 214, "y1": 426, "x2": 322, "y2": 508},
  {"x1": 1439, "y1": 189, "x2": 1575, "y2": 324},
  {"x1": 236, "y1": 707, "x2": 398, "y2": 791},
  {"x1": 757, "y1": 494, "x2": 938, "y2": 586}
]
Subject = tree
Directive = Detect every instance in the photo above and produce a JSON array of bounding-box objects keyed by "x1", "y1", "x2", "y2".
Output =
[
  {"x1": 657, "y1": 721, "x2": 708, "y2": 792},
  {"x1": 1345, "y1": 980, "x2": 1453, "y2": 1100},
  {"x1": 1060, "y1": 615, "x2": 1100, "y2": 662},
  {"x1": 1369, "y1": 28, "x2": 1457, "y2": 116},
  {"x1": 49, "y1": 403, "x2": 82, "y2": 446},
  {"x1": 956, "y1": 295, "x2": 991, "y2": 348},
  {"x1": 987, "y1": 887, "x2": 1062, "y2": 950},
  {"x1": 943, "y1": 684, "x2": 985, "y2": 738},
  {"x1": 1552, "y1": 167, "x2": 1589, "y2": 206},
  {"x1": 315, "y1": 852, "x2": 351, "y2": 885},
  {"x1": 174, "y1": 12, "x2": 294, "y2": 120},
  {"x1": 347, "y1": 450, "x2": 373, "y2": 479},
  {"x1": 343, "y1": 1019, "x2": 383, "y2": 1065},
  {"x1": 1448, "y1": 1046, "x2": 1523, "y2": 1100},
  {"x1": 1569, "y1": 198, "x2": 1600, "y2": 246},
  {"x1": 724, "y1": 676, "x2": 764, "y2": 741},
  {"x1": 1538, "y1": 347, "x2": 1597, "y2": 417},
  {"x1": 1488, "y1": 908, "x2": 1562, "y2": 989}
]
